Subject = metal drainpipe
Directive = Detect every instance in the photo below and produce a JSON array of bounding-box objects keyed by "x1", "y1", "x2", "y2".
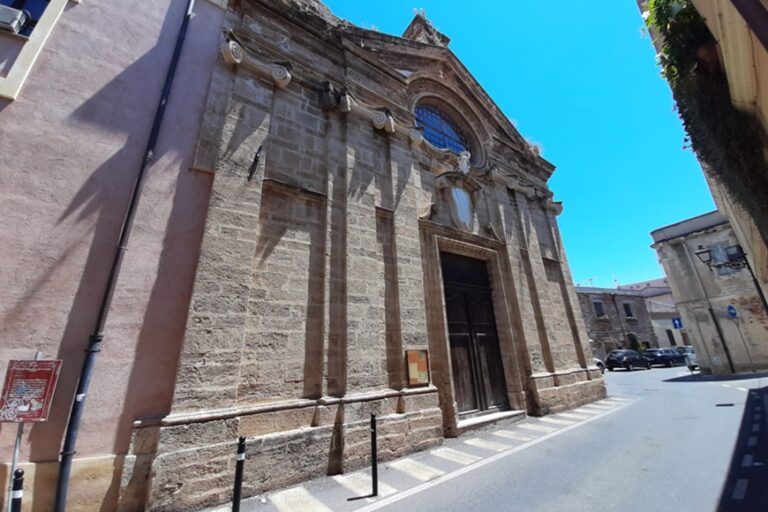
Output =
[
  {"x1": 53, "y1": 1, "x2": 197, "y2": 509},
  {"x1": 610, "y1": 294, "x2": 628, "y2": 347}
]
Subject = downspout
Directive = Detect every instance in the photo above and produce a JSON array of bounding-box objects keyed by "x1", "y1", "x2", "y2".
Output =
[
  {"x1": 610, "y1": 294, "x2": 628, "y2": 346},
  {"x1": 53, "y1": 1, "x2": 197, "y2": 509}
]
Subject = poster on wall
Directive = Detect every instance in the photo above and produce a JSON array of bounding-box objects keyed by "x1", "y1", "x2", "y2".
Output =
[
  {"x1": 406, "y1": 350, "x2": 430, "y2": 387},
  {"x1": 0, "y1": 359, "x2": 62, "y2": 422}
]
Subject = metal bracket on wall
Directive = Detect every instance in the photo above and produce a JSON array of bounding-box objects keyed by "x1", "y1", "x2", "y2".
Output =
[{"x1": 247, "y1": 145, "x2": 263, "y2": 181}]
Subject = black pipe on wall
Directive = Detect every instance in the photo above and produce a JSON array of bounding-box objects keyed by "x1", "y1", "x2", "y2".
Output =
[{"x1": 53, "y1": 1, "x2": 197, "y2": 509}]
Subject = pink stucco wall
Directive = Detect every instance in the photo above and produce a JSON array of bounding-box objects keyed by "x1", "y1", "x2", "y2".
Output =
[{"x1": 0, "y1": 0, "x2": 223, "y2": 462}]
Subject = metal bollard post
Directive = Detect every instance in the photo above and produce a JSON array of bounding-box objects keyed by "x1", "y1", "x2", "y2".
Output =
[
  {"x1": 370, "y1": 414, "x2": 378, "y2": 497},
  {"x1": 10, "y1": 469, "x2": 23, "y2": 512},
  {"x1": 232, "y1": 436, "x2": 246, "y2": 512}
]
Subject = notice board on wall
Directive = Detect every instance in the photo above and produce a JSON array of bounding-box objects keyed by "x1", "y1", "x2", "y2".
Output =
[
  {"x1": 406, "y1": 350, "x2": 430, "y2": 387},
  {"x1": 0, "y1": 359, "x2": 62, "y2": 423}
]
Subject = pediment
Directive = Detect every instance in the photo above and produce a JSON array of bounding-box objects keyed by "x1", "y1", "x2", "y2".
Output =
[{"x1": 335, "y1": 17, "x2": 554, "y2": 180}]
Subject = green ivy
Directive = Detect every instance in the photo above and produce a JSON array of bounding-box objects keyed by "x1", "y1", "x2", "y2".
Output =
[{"x1": 649, "y1": 0, "x2": 768, "y2": 245}]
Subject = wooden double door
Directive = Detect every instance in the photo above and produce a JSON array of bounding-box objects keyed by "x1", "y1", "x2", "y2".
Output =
[{"x1": 441, "y1": 252, "x2": 508, "y2": 415}]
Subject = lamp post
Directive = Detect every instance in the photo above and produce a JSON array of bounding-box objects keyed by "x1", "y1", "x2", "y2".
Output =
[{"x1": 694, "y1": 244, "x2": 768, "y2": 316}]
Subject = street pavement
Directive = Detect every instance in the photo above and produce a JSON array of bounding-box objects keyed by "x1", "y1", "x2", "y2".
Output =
[{"x1": 210, "y1": 366, "x2": 768, "y2": 512}]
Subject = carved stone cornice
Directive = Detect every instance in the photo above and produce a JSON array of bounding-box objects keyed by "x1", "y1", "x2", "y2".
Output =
[{"x1": 220, "y1": 38, "x2": 293, "y2": 89}]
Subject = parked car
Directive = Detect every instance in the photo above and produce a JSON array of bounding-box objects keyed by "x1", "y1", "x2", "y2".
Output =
[
  {"x1": 644, "y1": 347, "x2": 686, "y2": 367},
  {"x1": 605, "y1": 349, "x2": 651, "y2": 371},
  {"x1": 593, "y1": 357, "x2": 605, "y2": 374},
  {"x1": 681, "y1": 346, "x2": 698, "y2": 372}
]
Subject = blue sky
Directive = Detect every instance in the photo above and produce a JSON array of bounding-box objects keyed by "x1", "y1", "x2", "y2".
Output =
[{"x1": 323, "y1": 1, "x2": 715, "y2": 288}]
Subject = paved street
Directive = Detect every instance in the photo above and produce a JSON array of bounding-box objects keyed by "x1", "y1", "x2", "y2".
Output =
[{"x1": 215, "y1": 367, "x2": 768, "y2": 512}]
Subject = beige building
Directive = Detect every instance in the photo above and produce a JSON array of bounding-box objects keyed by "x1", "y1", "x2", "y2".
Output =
[
  {"x1": 637, "y1": 0, "x2": 768, "y2": 344},
  {"x1": 0, "y1": 1, "x2": 604, "y2": 510},
  {"x1": 619, "y1": 279, "x2": 687, "y2": 348},
  {"x1": 652, "y1": 211, "x2": 768, "y2": 374}
]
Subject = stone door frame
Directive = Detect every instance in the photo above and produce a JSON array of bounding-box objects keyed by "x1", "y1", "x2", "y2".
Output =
[{"x1": 419, "y1": 220, "x2": 528, "y2": 436}]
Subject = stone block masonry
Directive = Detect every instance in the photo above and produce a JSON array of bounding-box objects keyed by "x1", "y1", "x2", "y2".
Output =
[{"x1": 137, "y1": 1, "x2": 606, "y2": 510}]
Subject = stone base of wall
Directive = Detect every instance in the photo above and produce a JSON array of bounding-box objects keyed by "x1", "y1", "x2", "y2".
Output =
[
  {"x1": 138, "y1": 388, "x2": 442, "y2": 511},
  {"x1": 531, "y1": 368, "x2": 606, "y2": 415},
  {"x1": 0, "y1": 454, "x2": 123, "y2": 512}
]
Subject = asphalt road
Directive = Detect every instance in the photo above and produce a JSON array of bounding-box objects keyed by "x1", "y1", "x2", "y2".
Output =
[
  {"x1": 221, "y1": 366, "x2": 768, "y2": 512},
  {"x1": 371, "y1": 366, "x2": 768, "y2": 512}
]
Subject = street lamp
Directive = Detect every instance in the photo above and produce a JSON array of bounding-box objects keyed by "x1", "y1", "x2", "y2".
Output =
[{"x1": 694, "y1": 244, "x2": 768, "y2": 320}]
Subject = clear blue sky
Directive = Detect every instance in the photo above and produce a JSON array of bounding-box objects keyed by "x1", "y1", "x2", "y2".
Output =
[{"x1": 323, "y1": 1, "x2": 715, "y2": 288}]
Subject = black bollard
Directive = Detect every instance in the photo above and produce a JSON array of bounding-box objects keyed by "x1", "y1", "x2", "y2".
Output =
[
  {"x1": 232, "y1": 436, "x2": 246, "y2": 512},
  {"x1": 11, "y1": 469, "x2": 23, "y2": 512},
  {"x1": 370, "y1": 414, "x2": 378, "y2": 497}
]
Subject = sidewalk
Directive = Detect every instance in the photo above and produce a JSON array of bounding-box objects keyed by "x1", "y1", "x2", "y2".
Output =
[{"x1": 204, "y1": 396, "x2": 634, "y2": 512}]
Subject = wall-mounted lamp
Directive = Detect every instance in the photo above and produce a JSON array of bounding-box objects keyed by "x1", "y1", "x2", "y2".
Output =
[
  {"x1": 694, "y1": 243, "x2": 768, "y2": 320},
  {"x1": 694, "y1": 245, "x2": 712, "y2": 265}
]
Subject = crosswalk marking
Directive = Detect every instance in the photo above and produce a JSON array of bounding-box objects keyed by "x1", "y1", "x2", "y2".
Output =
[
  {"x1": 270, "y1": 486, "x2": 332, "y2": 512},
  {"x1": 333, "y1": 472, "x2": 397, "y2": 498},
  {"x1": 493, "y1": 430, "x2": 534, "y2": 442},
  {"x1": 464, "y1": 438, "x2": 512, "y2": 452},
  {"x1": 539, "y1": 417, "x2": 575, "y2": 426},
  {"x1": 581, "y1": 404, "x2": 612, "y2": 410},
  {"x1": 389, "y1": 459, "x2": 445, "y2": 482},
  {"x1": 732, "y1": 479, "x2": 749, "y2": 500},
  {"x1": 557, "y1": 413, "x2": 589, "y2": 420},
  {"x1": 431, "y1": 447, "x2": 482, "y2": 465},
  {"x1": 518, "y1": 423, "x2": 557, "y2": 433}
]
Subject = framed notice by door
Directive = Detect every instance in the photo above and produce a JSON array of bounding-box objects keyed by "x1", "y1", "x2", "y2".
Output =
[{"x1": 406, "y1": 350, "x2": 430, "y2": 387}]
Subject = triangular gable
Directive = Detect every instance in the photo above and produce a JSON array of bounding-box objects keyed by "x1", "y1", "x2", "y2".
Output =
[{"x1": 335, "y1": 15, "x2": 555, "y2": 178}]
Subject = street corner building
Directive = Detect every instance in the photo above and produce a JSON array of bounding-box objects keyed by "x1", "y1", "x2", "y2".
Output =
[
  {"x1": 0, "y1": 0, "x2": 604, "y2": 510},
  {"x1": 652, "y1": 212, "x2": 768, "y2": 375}
]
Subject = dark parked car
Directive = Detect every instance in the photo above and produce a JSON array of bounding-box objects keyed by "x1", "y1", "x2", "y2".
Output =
[
  {"x1": 605, "y1": 349, "x2": 651, "y2": 371},
  {"x1": 644, "y1": 347, "x2": 686, "y2": 367}
]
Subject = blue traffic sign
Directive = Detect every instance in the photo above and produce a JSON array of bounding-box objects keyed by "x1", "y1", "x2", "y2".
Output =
[
  {"x1": 672, "y1": 317, "x2": 683, "y2": 329},
  {"x1": 727, "y1": 305, "x2": 738, "y2": 319}
]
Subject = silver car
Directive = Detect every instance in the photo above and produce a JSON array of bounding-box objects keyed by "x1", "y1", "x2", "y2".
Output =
[{"x1": 682, "y1": 346, "x2": 698, "y2": 372}]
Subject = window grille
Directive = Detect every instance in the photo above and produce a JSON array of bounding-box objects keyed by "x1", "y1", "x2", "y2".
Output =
[{"x1": 414, "y1": 104, "x2": 472, "y2": 156}]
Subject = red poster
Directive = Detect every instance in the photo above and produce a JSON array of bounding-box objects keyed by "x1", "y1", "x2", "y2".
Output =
[{"x1": 0, "y1": 359, "x2": 62, "y2": 422}]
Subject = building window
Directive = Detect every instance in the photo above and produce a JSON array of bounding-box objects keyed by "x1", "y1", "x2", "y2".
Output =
[
  {"x1": 414, "y1": 104, "x2": 473, "y2": 157},
  {"x1": 666, "y1": 329, "x2": 676, "y2": 346},
  {"x1": 623, "y1": 302, "x2": 635, "y2": 318},
  {"x1": 593, "y1": 300, "x2": 605, "y2": 317},
  {"x1": 1, "y1": 0, "x2": 49, "y2": 36}
]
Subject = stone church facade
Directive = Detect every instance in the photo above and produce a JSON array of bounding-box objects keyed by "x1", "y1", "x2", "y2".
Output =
[
  {"x1": 138, "y1": 2, "x2": 604, "y2": 510},
  {"x1": 0, "y1": 1, "x2": 603, "y2": 510}
]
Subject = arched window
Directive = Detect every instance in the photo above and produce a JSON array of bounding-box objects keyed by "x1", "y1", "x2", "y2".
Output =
[{"x1": 414, "y1": 104, "x2": 473, "y2": 156}]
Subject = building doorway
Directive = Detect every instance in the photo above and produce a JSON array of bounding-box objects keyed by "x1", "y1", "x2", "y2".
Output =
[{"x1": 440, "y1": 252, "x2": 508, "y2": 416}]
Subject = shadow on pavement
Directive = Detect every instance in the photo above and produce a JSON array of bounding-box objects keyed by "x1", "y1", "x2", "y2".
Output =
[
  {"x1": 717, "y1": 386, "x2": 768, "y2": 511},
  {"x1": 663, "y1": 371, "x2": 768, "y2": 383}
]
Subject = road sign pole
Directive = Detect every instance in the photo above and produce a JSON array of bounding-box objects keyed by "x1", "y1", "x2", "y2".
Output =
[{"x1": 5, "y1": 351, "x2": 42, "y2": 512}]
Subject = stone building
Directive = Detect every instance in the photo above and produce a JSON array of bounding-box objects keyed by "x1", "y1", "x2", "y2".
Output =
[
  {"x1": 637, "y1": 0, "x2": 768, "y2": 328},
  {"x1": 0, "y1": 1, "x2": 603, "y2": 510},
  {"x1": 619, "y1": 279, "x2": 687, "y2": 348},
  {"x1": 652, "y1": 211, "x2": 768, "y2": 374},
  {"x1": 576, "y1": 287, "x2": 659, "y2": 360}
]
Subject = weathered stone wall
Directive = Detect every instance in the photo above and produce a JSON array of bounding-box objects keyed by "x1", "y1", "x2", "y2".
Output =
[
  {"x1": 655, "y1": 223, "x2": 768, "y2": 374},
  {"x1": 142, "y1": 1, "x2": 604, "y2": 509},
  {"x1": 577, "y1": 290, "x2": 658, "y2": 358}
]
